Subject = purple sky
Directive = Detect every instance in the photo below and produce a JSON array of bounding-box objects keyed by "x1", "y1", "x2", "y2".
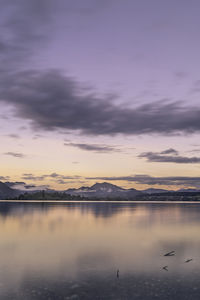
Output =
[{"x1": 1, "y1": 0, "x2": 200, "y2": 190}]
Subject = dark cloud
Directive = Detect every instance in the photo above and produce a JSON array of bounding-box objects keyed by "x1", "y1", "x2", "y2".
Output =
[
  {"x1": 160, "y1": 148, "x2": 178, "y2": 155},
  {"x1": 64, "y1": 142, "x2": 121, "y2": 153},
  {"x1": 1, "y1": 1, "x2": 200, "y2": 137},
  {"x1": 86, "y1": 175, "x2": 200, "y2": 188},
  {"x1": 4, "y1": 152, "x2": 26, "y2": 158},
  {"x1": 2, "y1": 69, "x2": 200, "y2": 136},
  {"x1": 139, "y1": 149, "x2": 200, "y2": 164},
  {"x1": 48, "y1": 173, "x2": 60, "y2": 178}
]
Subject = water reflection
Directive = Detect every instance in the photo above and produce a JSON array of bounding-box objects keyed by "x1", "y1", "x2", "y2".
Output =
[{"x1": 0, "y1": 202, "x2": 200, "y2": 299}]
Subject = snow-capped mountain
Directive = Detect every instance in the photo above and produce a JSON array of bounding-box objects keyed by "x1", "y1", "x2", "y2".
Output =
[{"x1": 66, "y1": 182, "x2": 141, "y2": 199}]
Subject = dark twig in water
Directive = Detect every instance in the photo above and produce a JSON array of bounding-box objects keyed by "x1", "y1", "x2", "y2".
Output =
[
  {"x1": 162, "y1": 266, "x2": 168, "y2": 271},
  {"x1": 164, "y1": 251, "x2": 175, "y2": 256},
  {"x1": 117, "y1": 269, "x2": 119, "y2": 278},
  {"x1": 185, "y1": 259, "x2": 193, "y2": 263}
]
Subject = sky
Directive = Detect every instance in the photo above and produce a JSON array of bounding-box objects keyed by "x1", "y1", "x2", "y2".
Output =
[{"x1": 1, "y1": 0, "x2": 200, "y2": 191}]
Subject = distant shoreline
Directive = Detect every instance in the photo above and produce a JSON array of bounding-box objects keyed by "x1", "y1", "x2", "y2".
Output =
[{"x1": 1, "y1": 200, "x2": 200, "y2": 204}]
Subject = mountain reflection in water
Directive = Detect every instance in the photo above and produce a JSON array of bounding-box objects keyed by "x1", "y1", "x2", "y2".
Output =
[{"x1": 0, "y1": 201, "x2": 200, "y2": 299}]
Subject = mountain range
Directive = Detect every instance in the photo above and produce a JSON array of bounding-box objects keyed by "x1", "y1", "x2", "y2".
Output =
[{"x1": 0, "y1": 181, "x2": 200, "y2": 200}]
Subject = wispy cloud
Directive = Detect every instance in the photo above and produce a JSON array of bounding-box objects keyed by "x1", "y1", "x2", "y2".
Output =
[
  {"x1": 138, "y1": 149, "x2": 200, "y2": 164},
  {"x1": 188, "y1": 149, "x2": 200, "y2": 154},
  {"x1": 5, "y1": 181, "x2": 26, "y2": 187},
  {"x1": 21, "y1": 174, "x2": 46, "y2": 181},
  {"x1": 21, "y1": 173, "x2": 81, "y2": 181},
  {"x1": 4, "y1": 152, "x2": 26, "y2": 158},
  {"x1": 32, "y1": 134, "x2": 44, "y2": 140},
  {"x1": 5, "y1": 134, "x2": 21, "y2": 139},
  {"x1": 64, "y1": 142, "x2": 122, "y2": 153},
  {"x1": 0, "y1": 176, "x2": 10, "y2": 181},
  {"x1": 174, "y1": 71, "x2": 188, "y2": 80},
  {"x1": 56, "y1": 179, "x2": 86, "y2": 185},
  {"x1": 7, "y1": 181, "x2": 50, "y2": 191}
]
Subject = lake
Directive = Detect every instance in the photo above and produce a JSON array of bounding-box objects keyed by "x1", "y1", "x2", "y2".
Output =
[{"x1": 0, "y1": 201, "x2": 200, "y2": 299}]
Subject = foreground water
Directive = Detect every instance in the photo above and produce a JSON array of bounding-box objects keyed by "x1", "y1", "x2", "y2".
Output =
[{"x1": 0, "y1": 201, "x2": 200, "y2": 299}]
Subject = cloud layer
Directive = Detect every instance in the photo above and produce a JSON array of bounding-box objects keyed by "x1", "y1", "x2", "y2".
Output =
[
  {"x1": 139, "y1": 149, "x2": 200, "y2": 164},
  {"x1": 3, "y1": 172, "x2": 200, "y2": 189},
  {"x1": 86, "y1": 175, "x2": 200, "y2": 188},
  {"x1": 21, "y1": 173, "x2": 81, "y2": 181}
]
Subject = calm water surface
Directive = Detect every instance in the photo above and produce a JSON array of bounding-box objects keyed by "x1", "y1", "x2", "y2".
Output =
[{"x1": 0, "y1": 201, "x2": 200, "y2": 299}]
